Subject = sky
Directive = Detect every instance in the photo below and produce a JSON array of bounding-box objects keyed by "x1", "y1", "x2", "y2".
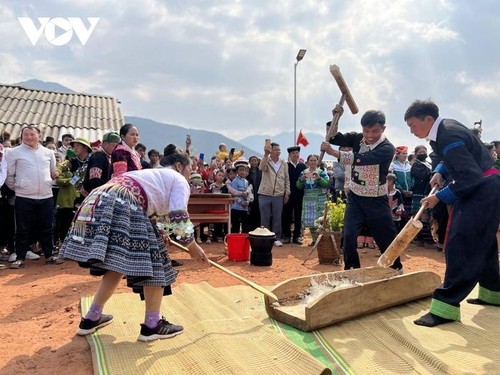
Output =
[{"x1": 1, "y1": 0, "x2": 499, "y2": 153}]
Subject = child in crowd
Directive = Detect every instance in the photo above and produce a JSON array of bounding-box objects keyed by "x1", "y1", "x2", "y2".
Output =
[
  {"x1": 229, "y1": 160, "x2": 252, "y2": 233},
  {"x1": 209, "y1": 170, "x2": 229, "y2": 241},
  {"x1": 225, "y1": 167, "x2": 237, "y2": 185},
  {"x1": 216, "y1": 143, "x2": 244, "y2": 162},
  {"x1": 209, "y1": 170, "x2": 228, "y2": 194},
  {"x1": 189, "y1": 173, "x2": 208, "y2": 243},
  {"x1": 189, "y1": 173, "x2": 205, "y2": 194},
  {"x1": 387, "y1": 173, "x2": 404, "y2": 232}
]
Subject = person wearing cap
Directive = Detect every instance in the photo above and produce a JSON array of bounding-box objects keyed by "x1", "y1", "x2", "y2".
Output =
[
  {"x1": 229, "y1": 158, "x2": 252, "y2": 233},
  {"x1": 6, "y1": 124, "x2": 62, "y2": 268},
  {"x1": 410, "y1": 145, "x2": 433, "y2": 245},
  {"x1": 282, "y1": 146, "x2": 306, "y2": 244},
  {"x1": 81, "y1": 132, "x2": 121, "y2": 197}
]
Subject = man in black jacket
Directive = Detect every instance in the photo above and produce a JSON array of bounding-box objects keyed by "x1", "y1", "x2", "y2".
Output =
[
  {"x1": 82, "y1": 132, "x2": 120, "y2": 197},
  {"x1": 321, "y1": 110, "x2": 403, "y2": 271},
  {"x1": 282, "y1": 146, "x2": 306, "y2": 244},
  {"x1": 405, "y1": 99, "x2": 500, "y2": 327}
]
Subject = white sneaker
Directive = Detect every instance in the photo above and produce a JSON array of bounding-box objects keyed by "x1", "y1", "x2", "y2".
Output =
[
  {"x1": 9, "y1": 253, "x2": 17, "y2": 262},
  {"x1": 26, "y1": 251, "x2": 40, "y2": 260},
  {"x1": 274, "y1": 240, "x2": 283, "y2": 247}
]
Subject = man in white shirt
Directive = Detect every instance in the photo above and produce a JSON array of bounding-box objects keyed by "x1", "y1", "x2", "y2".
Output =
[{"x1": 6, "y1": 125, "x2": 62, "y2": 268}]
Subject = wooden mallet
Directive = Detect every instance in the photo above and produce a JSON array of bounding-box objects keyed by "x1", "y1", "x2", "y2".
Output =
[
  {"x1": 377, "y1": 186, "x2": 438, "y2": 267},
  {"x1": 319, "y1": 65, "x2": 359, "y2": 163},
  {"x1": 169, "y1": 239, "x2": 279, "y2": 301}
]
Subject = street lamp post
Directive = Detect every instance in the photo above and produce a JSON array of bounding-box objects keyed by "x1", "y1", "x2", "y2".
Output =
[{"x1": 294, "y1": 49, "x2": 307, "y2": 145}]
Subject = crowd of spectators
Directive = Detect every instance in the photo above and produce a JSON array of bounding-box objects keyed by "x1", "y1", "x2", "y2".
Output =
[{"x1": 0, "y1": 122, "x2": 498, "y2": 271}]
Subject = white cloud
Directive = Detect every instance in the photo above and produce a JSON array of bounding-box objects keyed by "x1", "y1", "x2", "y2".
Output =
[{"x1": 1, "y1": 0, "x2": 499, "y2": 151}]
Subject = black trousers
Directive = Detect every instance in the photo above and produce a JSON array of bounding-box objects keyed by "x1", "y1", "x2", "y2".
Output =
[
  {"x1": 0, "y1": 198, "x2": 15, "y2": 252},
  {"x1": 15, "y1": 196, "x2": 55, "y2": 260},
  {"x1": 343, "y1": 191, "x2": 402, "y2": 270},
  {"x1": 282, "y1": 196, "x2": 303, "y2": 239},
  {"x1": 57, "y1": 207, "x2": 75, "y2": 243},
  {"x1": 231, "y1": 209, "x2": 250, "y2": 234},
  {"x1": 434, "y1": 176, "x2": 500, "y2": 306}
]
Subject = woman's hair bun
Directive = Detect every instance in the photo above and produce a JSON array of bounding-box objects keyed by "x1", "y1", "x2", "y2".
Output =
[{"x1": 164, "y1": 143, "x2": 178, "y2": 156}]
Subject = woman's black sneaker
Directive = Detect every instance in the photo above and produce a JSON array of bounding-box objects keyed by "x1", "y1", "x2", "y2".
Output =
[
  {"x1": 137, "y1": 318, "x2": 184, "y2": 342},
  {"x1": 77, "y1": 314, "x2": 114, "y2": 335}
]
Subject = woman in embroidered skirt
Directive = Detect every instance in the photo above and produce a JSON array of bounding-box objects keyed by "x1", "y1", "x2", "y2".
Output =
[
  {"x1": 296, "y1": 154, "x2": 330, "y2": 245},
  {"x1": 59, "y1": 147, "x2": 208, "y2": 342}
]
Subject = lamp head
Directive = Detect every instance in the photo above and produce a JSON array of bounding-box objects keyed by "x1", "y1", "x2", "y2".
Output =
[{"x1": 296, "y1": 49, "x2": 307, "y2": 61}]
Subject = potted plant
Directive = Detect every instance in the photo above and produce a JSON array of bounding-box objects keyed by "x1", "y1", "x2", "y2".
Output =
[
  {"x1": 314, "y1": 199, "x2": 346, "y2": 232},
  {"x1": 313, "y1": 199, "x2": 346, "y2": 265}
]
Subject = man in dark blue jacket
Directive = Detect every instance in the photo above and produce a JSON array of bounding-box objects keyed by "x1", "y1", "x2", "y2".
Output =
[{"x1": 405, "y1": 99, "x2": 500, "y2": 327}]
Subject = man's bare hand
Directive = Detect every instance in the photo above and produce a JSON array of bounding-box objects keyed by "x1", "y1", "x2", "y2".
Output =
[{"x1": 430, "y1": 173, "x2": 444, "y2": 188}]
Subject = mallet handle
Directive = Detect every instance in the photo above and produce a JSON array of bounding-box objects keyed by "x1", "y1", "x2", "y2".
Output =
[
  {"x1": 413, "y1": 186, "x2": 438, "y2": 221},
  {"x1": 319, "y1": 94, "x2": 345, "y2": 163},
  {"x1": 169, "y1": 239, "x2": 279, "y2": 301},
  {"x1": 330, "y1": 65, "x2": 359, "y2": 114}
]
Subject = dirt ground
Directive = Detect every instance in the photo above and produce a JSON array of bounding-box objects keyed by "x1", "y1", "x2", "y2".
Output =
[{"x1": 0, "y1": 240, "x2": 445, "y2": 375}]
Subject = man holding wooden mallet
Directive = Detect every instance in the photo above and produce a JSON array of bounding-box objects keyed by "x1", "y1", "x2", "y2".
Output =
[
  {"x1": 321, "y1": 110, "x2": 403, "y2": 272},
  {"x1": 404, "y1": 99, "x2": 500, "y2": 327}
]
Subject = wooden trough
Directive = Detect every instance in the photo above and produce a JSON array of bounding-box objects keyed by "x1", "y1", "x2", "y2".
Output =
[{"x1": 264, "y1": 267, "x2": 441, "y2": 332}]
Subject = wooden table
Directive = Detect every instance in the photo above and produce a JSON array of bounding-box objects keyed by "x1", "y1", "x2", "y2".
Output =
[{"x1": 188, "y1": 193, "x2": 234, "y2": 233}]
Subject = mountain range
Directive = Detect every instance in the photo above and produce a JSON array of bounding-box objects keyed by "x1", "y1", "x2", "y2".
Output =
[{"x1": 13, "y1": 79, "x2": 331, "y2": 161}]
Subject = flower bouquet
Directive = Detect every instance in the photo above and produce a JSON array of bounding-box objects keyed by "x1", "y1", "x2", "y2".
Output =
[
  {"x1": 312, "y1": 199, "x2": 346, "y2": 265},
  {"x1": 314, "y1": 199, "x2": 346, "y2": 232}
]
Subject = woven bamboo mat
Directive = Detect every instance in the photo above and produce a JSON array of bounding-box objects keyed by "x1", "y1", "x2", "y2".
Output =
[
  {"x1": 81, "y1": 282, "x2": 331, "y2": 375},
  {"x1": 230, "y1": 284, "x2": 500, "y2": 375},
  {"x1": 82, "y1": 283, "x2": 500, "y2": 375}
]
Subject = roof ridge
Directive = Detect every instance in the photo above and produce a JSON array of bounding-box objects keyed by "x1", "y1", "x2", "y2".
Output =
[{"x1": 0, "y1": 83, "x2": 116, "y2": 99}]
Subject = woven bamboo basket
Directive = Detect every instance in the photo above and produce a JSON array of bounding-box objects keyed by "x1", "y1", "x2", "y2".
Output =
[{"x1": 317, "y1": 230, "x2": 342, "y2": 265}]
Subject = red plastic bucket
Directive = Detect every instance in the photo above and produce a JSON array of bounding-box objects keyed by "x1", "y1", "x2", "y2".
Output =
[{"x1": 224, "y1": 233, "x2": 250, "y2": 261}]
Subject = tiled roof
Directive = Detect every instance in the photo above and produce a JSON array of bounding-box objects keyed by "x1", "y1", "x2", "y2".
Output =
[{"x1": 0, "y1": 84, "x2": 124, "y2": 142}]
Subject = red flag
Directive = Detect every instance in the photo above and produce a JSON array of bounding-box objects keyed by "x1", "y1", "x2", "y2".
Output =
[{"x1": 296, "y1": 129, "x2": 309, "y2": 147}]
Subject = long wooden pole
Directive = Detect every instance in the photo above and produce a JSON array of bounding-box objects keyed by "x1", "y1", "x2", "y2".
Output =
[
  {"x1": 169, "y1": 239, "x2": 279, "y2": 301},
  {"x1": 377, "y1": 186, "x2": 438, "y2": 267}
]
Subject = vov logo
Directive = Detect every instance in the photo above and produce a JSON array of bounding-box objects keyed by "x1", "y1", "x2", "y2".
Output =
[{"x1": 18, "y1": 17, "x2": 100, "y2": 46}]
